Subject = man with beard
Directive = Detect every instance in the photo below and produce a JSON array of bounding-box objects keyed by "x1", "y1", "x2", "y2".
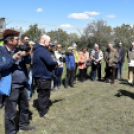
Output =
[{"x1": 32, "y1": 35, "x2": 58, "y2": 118}]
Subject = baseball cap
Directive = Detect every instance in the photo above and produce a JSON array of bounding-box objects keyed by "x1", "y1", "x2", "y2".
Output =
[{"x1": 72, "y1": 43, "x2": 77, "y2": 47}]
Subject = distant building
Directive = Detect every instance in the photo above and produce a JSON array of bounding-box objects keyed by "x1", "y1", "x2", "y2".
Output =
[
  {"x1": 0, "y1": 18, "x2": 6, "y2": 32},
  {"x1": 0, "y1": 18, "x2": 6, "y2": 38}
]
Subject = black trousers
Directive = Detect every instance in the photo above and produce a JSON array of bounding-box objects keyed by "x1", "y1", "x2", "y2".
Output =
[
  {"x1": 5, "y1": 88, "x2": 29, "y2": 134},
  {"x1": 105, "y1": 67, "x2": 115, "y2": 84},
  {"x1": 79, "y1": 68, "x2": 87, "y2": 82},
  {"x1": 64, "y1": 69, "x2": 75, "y2": 87},
  {"x1": 0, "y1": 95, "x2": 6, "y2": 108},
  {"x1": 91, "y1": 63, "x2": 101, "y2": 81},
  {"x1": 35, "y1": 78, "x2": 51, "y2": 117}
]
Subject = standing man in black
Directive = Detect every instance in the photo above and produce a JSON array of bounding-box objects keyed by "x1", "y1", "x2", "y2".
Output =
[
  {"x1": 115, "y1": 42, "x2": 126, "y2": 79},
  {"x1": 20, "y1": 34, "x2": 33, "y2": 101},
  {"x1": 0, "y1": 29, "x2": 35, "y2": 134},
  {"x1": 32, "y1": 35, "x2": 58, "y2": 118}
]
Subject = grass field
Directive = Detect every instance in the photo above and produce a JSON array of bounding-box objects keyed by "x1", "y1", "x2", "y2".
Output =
[{"x1": 1, "y1": 60, "x2": 134, "y2": 134}]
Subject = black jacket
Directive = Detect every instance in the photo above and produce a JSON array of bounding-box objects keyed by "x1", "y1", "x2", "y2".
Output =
[
  {"x1": 117, "y1": 47, "x2": 126, "y2": 63},
  {"x1": 32, "y1": 44, "x2": 58, "y2": 79}
]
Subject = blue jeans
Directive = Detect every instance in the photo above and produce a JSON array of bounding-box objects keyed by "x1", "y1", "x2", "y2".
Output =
[
  {"x1": 27, "y1": 68, "x2": 33, "y2": 99},
  {"x1": 116, "y1": 63, "x2": 123, "y2": 78},
  {"x1": 54, "y1": 68, "x2": 63, "y2": 87},
  {"x1": 91, "y1": 63, "x2": 101, "y2": 81}
]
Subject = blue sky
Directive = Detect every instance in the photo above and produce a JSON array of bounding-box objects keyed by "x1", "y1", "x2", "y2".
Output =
[{"x1": 0, "y1": 0, "x2": 134, "y2": 33}]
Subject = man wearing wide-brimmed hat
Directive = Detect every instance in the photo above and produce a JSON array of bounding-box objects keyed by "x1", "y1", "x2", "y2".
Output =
[{"x1": 0, "y1": 29, "x2": 35, "y2": 134}]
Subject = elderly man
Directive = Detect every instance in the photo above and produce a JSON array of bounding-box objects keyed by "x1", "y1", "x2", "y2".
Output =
[
  {"x1": 32, "y1": 35, "x2": 58, "y2": 118},
  {"x1": 0, "y1": 29, "x2": 35, "y2": 134},
  {"x1": 90, "y1": 43, "x2": 103, "y2": 81},
  {"x1": 104, "y1": 43, "x2": 119, "y2": 85},
  {"x1": 115, "y1": 42, "x2": 126, "y2": 79},
  {"x1": 127, "y1": 42, "x2": 134, "y2": 84}
]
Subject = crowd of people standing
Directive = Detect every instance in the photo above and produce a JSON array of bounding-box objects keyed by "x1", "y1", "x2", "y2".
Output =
[{"x1": 0, "y1": 28, "x2": 133, "y2": 134}]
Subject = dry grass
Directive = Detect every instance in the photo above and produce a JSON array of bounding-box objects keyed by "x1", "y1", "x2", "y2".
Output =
[{"x1": 1, "y1": 61, "x2": 134, "y2": 134}]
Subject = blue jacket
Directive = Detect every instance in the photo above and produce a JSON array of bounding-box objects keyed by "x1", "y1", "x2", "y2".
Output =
[
  {"x1": 65, "y1": 52, "x2": 75, "y2": 70},
  {"x1": 32, "y1": 44, "x2": 58, "y2": 79},
  {"x1": 0, "y1": 46, "x2": 31, "y2": 96}
]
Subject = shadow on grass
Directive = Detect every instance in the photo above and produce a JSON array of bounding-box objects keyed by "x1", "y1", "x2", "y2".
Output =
[
  {"x1": 119, "y1": 78, "x2": 127, "y2": 82},
  {"x1": 115, "y1": 89, "x2": 134, "y2": 99},
  {"x1": 118, "y1": 79, "x2": 133, "y2": 87},
  {"x1": 33, "y1": 99, "x2": 64, "y2": 112},
  {"x1": 119, "y1": 82, "x2": 133, "y2": 87}
]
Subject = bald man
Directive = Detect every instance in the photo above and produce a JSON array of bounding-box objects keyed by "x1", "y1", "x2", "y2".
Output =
[
  {"x1": 104, "y1": 43, "x2": 119, "y2": 85},
  {"x1": 32, "y1": 35, "x2": 58, "y2": 118},
  {"x1": 90, "y1": 43, "x2": 103, "y2": 81}
]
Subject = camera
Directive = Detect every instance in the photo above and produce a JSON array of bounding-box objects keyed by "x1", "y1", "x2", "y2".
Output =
[
  {"x1": 59, "y1": 57, "x2": 64, "y2": 62},
  {"x1": 15, "y1": 44, "x2": 31, "y2": 53},
  {"x1": 86, "y1": 61, "x2": 91, "y2": 66}
]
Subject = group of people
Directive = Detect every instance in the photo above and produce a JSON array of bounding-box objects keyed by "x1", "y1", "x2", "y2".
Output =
[{"x1": 0, "y1": 28, "x2": 133, "y2": 134}]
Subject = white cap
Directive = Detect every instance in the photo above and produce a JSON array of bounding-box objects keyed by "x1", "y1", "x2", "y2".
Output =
[
  {"x1": 68, "y1": 46, "x2": 73, "y2": 50},
  {"x1": 72, "y1": 43, "x2": 77, "y2": 47},
  {"x1": 132, "y1": 42, "x2": 134, "y2": 45},
  {"x1": 119, "y1": 42, "x2": 122, "y2": 45}
]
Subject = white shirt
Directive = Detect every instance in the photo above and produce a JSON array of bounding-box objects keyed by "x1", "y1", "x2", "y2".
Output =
[{"x1": 54, "y1": 51, "x2": 63, "y2": 68}]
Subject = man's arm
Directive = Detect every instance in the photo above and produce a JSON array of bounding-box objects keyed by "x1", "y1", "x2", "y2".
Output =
[
  {"x1": 39, "y1": 49, "x2": 58, "y2": 66},
  {"x1": 98, "y1": 51, "x2": 103, "y2": 61},
  {"x1": 0, "y1": 47, "x2": 16, "y2": 72},
  {"x1": 23, "y1": 53, "x2": 31, "y2": 64}
]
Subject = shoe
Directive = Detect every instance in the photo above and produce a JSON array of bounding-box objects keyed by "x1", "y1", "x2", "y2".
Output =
[
  {"x1": 43, "y1": 114, "x2": 53, "y2": 119},
  {"x1": 28, "y1": 98, "x2": 33, "y2": 102},
  {"x1": 58, "y1": 86, "x2": 61, "y2": 89},
  {"x1": 51, "y1": 89, "x2": 57, "y2": 92},
  {"x1": 127, "y1": 80, "x2": 133, "y2": 84},
  {"x1": 19, "y1": 125, "x2": 35, "y2": 132},
  {"x1": 70, "y1": 86, "x2": 75, "y2": 88},
  {"x1": 53, "y1": 86, "x2": 58, "y2": 90},
  {"x1": 74, "y1": 81, "x2": 76, "y2": 84},
  {"x1": 64, "y1": 86, "x2": 68, "y2": 89},
  {"x1": 111, "y1": 83, "x2": 114, "y2": 86},
  {"x1": 0, "y1": 104, "x2": 3, "y2": 109}
]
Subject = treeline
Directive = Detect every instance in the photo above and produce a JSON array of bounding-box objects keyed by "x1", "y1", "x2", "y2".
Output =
[{"x1": 25, "y1": 19, "x2": 134, "y2": 51}]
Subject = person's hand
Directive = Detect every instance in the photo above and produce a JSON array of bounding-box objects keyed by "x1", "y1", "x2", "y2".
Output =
[
  {"x1": 20, "y1": 51, "x2": 29, "y2": 57},
  {"x1": 95, "y1": 59, "x2": 99, "y2": 63},
  {"x1": 58, "y1": 63, "x2": 62, "y2": 66},
  {"x1": 13, "y1": 52, "x2": 21, "y2": 60}
]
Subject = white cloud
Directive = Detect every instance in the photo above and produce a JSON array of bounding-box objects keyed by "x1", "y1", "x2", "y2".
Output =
[
  {"x1": 37, "y1": 8, "x2": 43, "y2": 12},
  {"x1": 84, "y1": 11, "x2": 100, "y2": 15},
  {"x1": 59, "y1": 24, "x2": 74, "y2": 28},
  {"x1": 68, "y1": 13, "x2": 94, "y2": 20},
  {"x1": 130, "y1": 24, "x2": 134, "y2": 28},
  {"x1": 107, "y1": 14, "x2": 116, "y2": 18}
]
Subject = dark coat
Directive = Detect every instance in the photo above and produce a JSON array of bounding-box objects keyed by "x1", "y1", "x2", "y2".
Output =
[
  {"x1": 117, "y1": 47, "x2": 126, "y2": 63},
  {"x1": 32, "y1": 44, "x2": 58, "y2": 79},
  {"x1": 104, "y1": 48, "x2": 119, "y2": 67},
  {"x1": 127, "y1": 48, "x2": 134, "y2": 63}
]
